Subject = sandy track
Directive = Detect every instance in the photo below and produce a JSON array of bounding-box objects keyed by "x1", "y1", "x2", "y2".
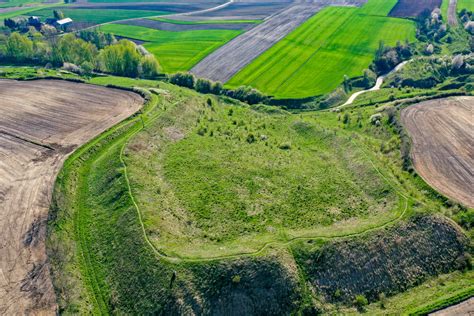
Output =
[
  {"x1": 430, "y1": 297, "x2": 474, "y2": 315},
  {"x1": 401, "y1": 97, "x2": 473, "y2": 208},
  {"x1": 190, "y1": 0, "x2": 366, "y2": 83},
  {"x1": 0, "y1": 80, "x2": 143, "y2": 315},
  {"x1": 447, "y1": 0, "x2": 458, "y2": 26}
]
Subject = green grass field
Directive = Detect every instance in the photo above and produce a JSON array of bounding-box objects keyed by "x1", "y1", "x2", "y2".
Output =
[
  {"x1": 31, "y1": 8, "x2": 167, "y2": 24},
  {"x1": 100, "y1": 24, "x2": 242, "y2": 72},
  {"x1": 226, "y1": 0, "x2": 416, "y2": 99},
  {"x1": 458, "y1": 0, "x2": 474, "y2": 11}
]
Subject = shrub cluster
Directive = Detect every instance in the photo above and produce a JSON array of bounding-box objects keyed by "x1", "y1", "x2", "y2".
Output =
[
  {"x1": 0, "y1": 30, "x2": 161, "y2": 78},
  {"x1": 169, "y1": 72, "x2": 267, "y2": 105}
]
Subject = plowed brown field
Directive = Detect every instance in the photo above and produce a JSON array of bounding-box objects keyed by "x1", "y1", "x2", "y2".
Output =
[
  {"x1": 0, "y1": 80, "x2": 142, "y2": 315},
  {"x1": 401, "y1": 96, "x2": 473, "y2": 208}
]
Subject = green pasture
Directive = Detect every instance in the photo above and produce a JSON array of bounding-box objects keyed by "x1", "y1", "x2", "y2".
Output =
[
  {"x1": 100, "y1": 23, "x2": 241, "y2": 72},
  {"x1": 227, "y1": 0, "x2": 416, "y2": 99},
  {"x1": 31, "y1": 8, "x2": 167, "y2": 24},
  {"x1": 457, "y1": 0, "x2": 474, "y2": 11}
]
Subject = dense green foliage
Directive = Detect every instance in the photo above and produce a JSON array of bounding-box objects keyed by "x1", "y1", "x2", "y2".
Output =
[
  {"x1": 99, "y1": 23, "x2": 241, "y2": 73},
  {"x1": 0, "y1": 31, "x2": 160, "y2": 77},
  {"x1": 227, "y1": 0, "x2": 416, "y2": 98}
]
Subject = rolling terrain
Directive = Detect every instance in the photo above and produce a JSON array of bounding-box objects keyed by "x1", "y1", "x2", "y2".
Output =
[{"x1": 0, "y1": 79, "x2": 142, "y2": 315}]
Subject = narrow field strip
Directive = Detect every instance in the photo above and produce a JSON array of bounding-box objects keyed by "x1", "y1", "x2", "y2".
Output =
[{"x1": 99, "y1": 24, "x2": 242, "y2": 72}]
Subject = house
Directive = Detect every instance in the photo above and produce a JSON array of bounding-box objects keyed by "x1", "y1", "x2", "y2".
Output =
[{"x1": 55, "y1": 18, "x2": 73, "y2": 27}]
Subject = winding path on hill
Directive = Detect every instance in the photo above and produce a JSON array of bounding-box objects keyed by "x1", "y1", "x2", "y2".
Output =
[
  {"x1": 0, "y1": 80, "x2": 143, "y2": 315},
  {"x1": 341, "y1": 60, "x2": 410, "y2": 107}
]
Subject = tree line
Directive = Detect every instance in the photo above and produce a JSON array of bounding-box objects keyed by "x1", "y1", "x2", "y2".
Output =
[
  {"x1": 0, "y1": 29, "x2": 160, "y2": 78},
  {"x1": 169, "y1": 72, "x2": 267, "y2": 105}
]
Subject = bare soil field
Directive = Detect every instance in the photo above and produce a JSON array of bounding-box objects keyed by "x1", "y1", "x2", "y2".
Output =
[
  {"x1": 389, "y1": 0, "x2": 442, "y2": 17},
  {"x1": 120, "y1": 18, "x2": 255, "y2": 31},
  {"x1": 0, "y1": 79, "x2": 142, "y2": 315},
  {"x1": 187, "y1": 1, "x2": 291, "y2": 20},
  {"x1": 430, "y1": 297, "x2": 474, "y2": 315},
  {"x1": 190, "y1": 0, "x2": 366, "y2": 83},
  {"x1": 401, "y1": 96, "x2": 474, "y2": 208},
  {"x1": 69, "y1": 1, "x2": 218, "y2": 12}
]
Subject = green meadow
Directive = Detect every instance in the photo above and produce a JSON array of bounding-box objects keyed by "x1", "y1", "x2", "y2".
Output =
[
  {"x1": 100, "y1": 23, "x2": 242, "y2": 72},
  {"x1": 226, "y1": 0, "x2": 416, "y2": 99},
  {"x1": 31, "y1": 8, "x2": 167, "y2": 24}
]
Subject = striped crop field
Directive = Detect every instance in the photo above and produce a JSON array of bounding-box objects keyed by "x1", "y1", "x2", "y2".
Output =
[
  {"x1": 226, "y1": 0, "x2": 416, "y2": 99},
  {"x1": 100, "y1": 23, "x2": 242, "y2": 73}
]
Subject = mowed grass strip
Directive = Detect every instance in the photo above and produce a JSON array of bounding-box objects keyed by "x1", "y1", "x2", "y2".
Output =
[
  {"x1": 100, "y1": 23, "x2": 242, "y2": 72},
  {"x1": 227, "y1": 0, "x2": 416, "y2": 99},
  {"x1": 458, "y1": 0, "x2": 474, "y2": 11},
  {"x1": 32, "y1": 8, "x2": 167, "y2": 24}
]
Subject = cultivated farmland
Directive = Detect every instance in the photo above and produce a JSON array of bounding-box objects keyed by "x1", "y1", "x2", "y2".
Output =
[
  {"x1": 0, "y1": 79, "x2": 142, "y2": 315},
  {"x1": 100, "y1": 23, "x2": 242, "y2": 72},
  {"x1": 389, "y1": 0, "x2": 442, "y2": 18},
  {"x1": 190, "y1": 2, "x2": 337, "y2": 84},
  {"x1": 225, "y1": 0, "x2": 416, "y2": 98},
  {"x1": 401, "y1": 97, "x2": 474, "y2": 208},
  {"x1": 31, "y1": 8, "x2": 168, "y2": 25}
]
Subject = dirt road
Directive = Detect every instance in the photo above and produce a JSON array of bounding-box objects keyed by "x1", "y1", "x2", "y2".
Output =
[
  {"x1": 401, "y1": 97, "x2": 473, "y2": 208},
  {"x1": 430, "y1": 297, "x2": 474, "y2": 315},
  {"x1": 0, "y1": 80, "x2": 142, "y2": 315},
  {"x1": 448, "y1": 0, "x2": 458, "y2": 26}
]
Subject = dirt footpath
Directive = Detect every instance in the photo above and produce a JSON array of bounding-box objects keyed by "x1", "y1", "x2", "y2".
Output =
[
  {"x1": 401, "y1": 96, "x2": 473, "y2": 208},
  {"x1": 0, "y1": 80, "x2": 142, "y2": 315},
  {"x1": 430, "y1": 297, "x2": 474, "y2": 315}
]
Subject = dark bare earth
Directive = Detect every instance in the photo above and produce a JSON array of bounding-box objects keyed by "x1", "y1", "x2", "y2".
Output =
[{"x1": 389, "y1": 0, "x2": 442, "y2": 17}]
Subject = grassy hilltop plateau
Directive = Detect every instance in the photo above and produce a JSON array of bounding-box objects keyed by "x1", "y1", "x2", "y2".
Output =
[{"x1": 0, "y1": 0, "x2": 473, "y2": 314}]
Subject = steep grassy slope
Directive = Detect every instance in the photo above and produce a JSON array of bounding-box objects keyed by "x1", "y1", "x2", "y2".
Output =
[
  {"x1": 295, "y1": 216, "x2": 470, "y2": 303},
  {"x1": 226, "y1": 0, "x2": 416, "y2": 98},
  {"x1": 99, "y1": 24, "x2": 242, "y2": 72}
]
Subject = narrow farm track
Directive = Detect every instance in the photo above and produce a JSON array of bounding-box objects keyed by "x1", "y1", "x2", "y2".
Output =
[
  {"x1": 0, "y1": 80, "x2": 142, "y2": 315},
  {"x1": 401, "y1": 97, "x2": 474, "y2": 208},
  {"x1": 341, "y1": 60, "x2": 410, "y2": 107},
  {"x1": 447, "y1": 0, "x2": 458, "y2": 26}
]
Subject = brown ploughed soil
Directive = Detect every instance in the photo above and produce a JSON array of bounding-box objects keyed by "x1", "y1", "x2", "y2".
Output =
[
  {"x1": 0, "y1": 79, "x2": 142, "y2": 315},
  {"x1": 401, "y1": 96, "x2": 473, "y2": 208}
]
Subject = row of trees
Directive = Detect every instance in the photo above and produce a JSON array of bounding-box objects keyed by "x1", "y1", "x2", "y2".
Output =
[
  {"x1": 0, "y1": 30, "x2": 160, "y2": 78},
  {"x1": 169, "y1": 72, "x2": 267, "y2": 105},
  {"x1": 371, "y1": 41, "x2": 413, "y2": 75}
]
